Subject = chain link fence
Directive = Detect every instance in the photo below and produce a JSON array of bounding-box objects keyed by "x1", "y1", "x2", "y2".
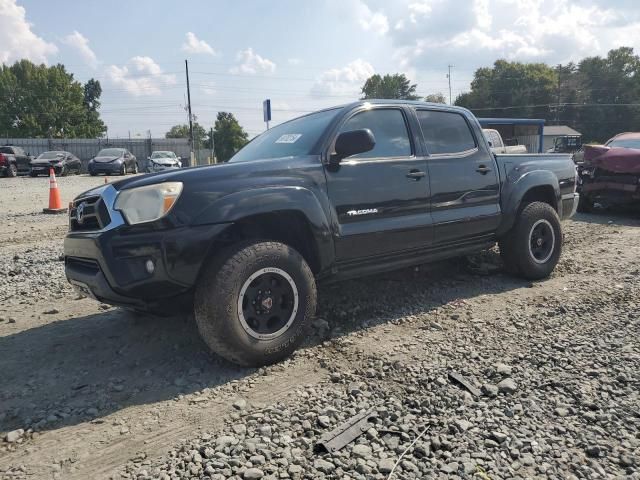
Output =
[{"x1": 1, "y1": 137, "x2": 196, "y2": 172}]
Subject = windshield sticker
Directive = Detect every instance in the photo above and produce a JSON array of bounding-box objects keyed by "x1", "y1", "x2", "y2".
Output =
[{"x1": 275, "y1": 134, "x2": 302, "y2": 144}]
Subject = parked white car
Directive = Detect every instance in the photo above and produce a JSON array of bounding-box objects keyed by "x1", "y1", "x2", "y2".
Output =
[
  {"x1": 483, "y1": 129, "x2": 527, "y2": 154},
  {"x1": 147, "y1": 151, "x2": 182, "y2": 173}
]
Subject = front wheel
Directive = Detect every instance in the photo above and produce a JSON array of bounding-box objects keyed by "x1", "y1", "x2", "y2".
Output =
[
  {"x1": 499, "y1": 202, "x2": 562, "y2": 280},
  {"x1": 195, "y1": 241, "x2": 317, "y2": 367},
  {"x1": 120, "y1": 163, "x2": 127, "y2": 176},
  {"x1": 7, "y1": 163, "x2": 17, "y2": 177},
  {"x1": 132, "y1": 162, "x2": 139, "y2": 174}
]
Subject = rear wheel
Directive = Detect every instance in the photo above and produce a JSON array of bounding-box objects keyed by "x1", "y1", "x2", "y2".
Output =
[
  {"x1": 195, "y1": 241, "x2": 317, "y2": 367},
  {"x1": 499, "y1": 202, "x2": 562, "y2": 280},
  {"x1": 132, "y1": 162, "x2": 139, "y2": 174}
]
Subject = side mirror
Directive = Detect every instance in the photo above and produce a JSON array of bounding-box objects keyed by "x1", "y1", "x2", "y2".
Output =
[{"x1": 331, "y1": 129, "x2": 375, "y2": 164}]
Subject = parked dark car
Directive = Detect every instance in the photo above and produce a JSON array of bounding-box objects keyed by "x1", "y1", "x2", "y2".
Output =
[
  {"x1": 88, "y1": 148, "x2": 138, "y2": 176},
  {"x1": 0, "y1": 145, "x2": 32, "y2": 177},
  {"x1": 577, "y1": 132, "x2": 640, "y2": 212},
  {"x1": 30, "y1": 151, "x2": 81, "y2": 176},
  {"x1": 65, "y1": 100, "x2": 578, "y2": 367},
  {"x1": 147, "y1": 151, "x2": 182, "y2": 173}
]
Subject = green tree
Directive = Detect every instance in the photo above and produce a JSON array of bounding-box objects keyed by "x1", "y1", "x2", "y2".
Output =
[
  {"x1": 212, "y1": 112, "x2": 249, "y2": 162},
  {"x1": 165, "y1": 122, "x2": 208, "y2": 147},
  {"x1": 574, "y1": 47, "x2": 640, "y2": 141},
  {"x1": 454, "y1": 60, "x2": 557, "y2": 120},
  {"x1": 361, "y1": 74, "x2": 420, "y2": 100},
  {"x1": 425, "y1": 93, "x2": 447, "y2": 104},
  {"x1": 0, "y1": 59, "x2": 106, "y2": 138}
]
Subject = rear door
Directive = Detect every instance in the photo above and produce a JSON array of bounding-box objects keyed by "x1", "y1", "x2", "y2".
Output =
[
  {"x1": 13, "y1": 147, "x2": 31, "y2": 172},
  {"x1": 324, "y1": 106, "x2": 432, "y2": 261},
  {"x1": 416, "y1": 108, "x2": 500, "y2": 244}
]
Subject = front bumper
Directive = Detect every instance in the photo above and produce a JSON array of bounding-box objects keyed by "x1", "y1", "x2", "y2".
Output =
[
  {"x1": 89, "y1": 162, "x2": 122, "y2": 173},
  {"x1": 148, "y1": 163, "x2": 180, "y2": 173},
  {"x1": 30, "y1": 164, "x2": 61, "y2": 175},
  {"x1": 64, "y1": 184, "x2": 231, "y2": 309}
]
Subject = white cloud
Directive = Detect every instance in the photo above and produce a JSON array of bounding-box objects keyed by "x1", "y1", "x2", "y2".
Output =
[
  {"x1": 311, "y1": 59, "x2": 375, "y2": 97},
  {"x1": 181, "y1": 32, "x2": 216, "y2": 56},
  {"x1": 0, "y1": 0, "x2": 57, "y2": 64},
  {"x1": 385, "y1": 0, "x2": 640, "y2": 71},
  {"x1": 62, "y1": 31, "x2": 97, "y2": 67},
  {"x1": 230, "y1": 48, "x2": 276, "y2": 75},
  {"x1": 357, "y1": 1, "x2": 389, "y2": 35},
  {"x1": 106, "y1": 56, "x2": 177, "y2": 96}
]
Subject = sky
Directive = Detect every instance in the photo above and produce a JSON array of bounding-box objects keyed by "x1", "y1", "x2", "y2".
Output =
[{"x1": 1, "y1": 0, "x2": 639, "y2": 138}]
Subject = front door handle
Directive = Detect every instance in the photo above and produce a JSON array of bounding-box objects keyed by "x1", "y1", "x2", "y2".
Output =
[
  {"x1": 406, "y1": 169, "x2": 426, "y2": 180},
  {"x1": 476, "y1": 165, "x2": 492, "y2": 174}
]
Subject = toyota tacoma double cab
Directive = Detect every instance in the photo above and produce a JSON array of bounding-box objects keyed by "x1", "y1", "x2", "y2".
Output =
[{"x1": 64, "y1": 101, "x2": 579, "y2": 366}]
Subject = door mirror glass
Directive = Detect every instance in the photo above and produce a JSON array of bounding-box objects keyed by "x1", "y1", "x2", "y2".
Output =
[{"x1": 332, "y1": 129, "x2": 376, "y2": 163}]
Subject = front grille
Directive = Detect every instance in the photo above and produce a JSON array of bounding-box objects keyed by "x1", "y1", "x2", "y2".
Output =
[{"x1": 69, "y1": 195, "x2": 111, "y2": 232}]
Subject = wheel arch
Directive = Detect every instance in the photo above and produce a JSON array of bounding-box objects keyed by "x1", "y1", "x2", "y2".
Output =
[
  {"x1": 497, "y1": 171, "x2": 560, "y2": 236},
  {"x1": 193, "y1": 187, "x2": 335, "y2": 280}
]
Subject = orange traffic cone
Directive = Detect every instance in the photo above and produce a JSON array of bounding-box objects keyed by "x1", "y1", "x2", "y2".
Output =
[{"x1": 43, "y1": 167, "x2": 67, "y2": 214}]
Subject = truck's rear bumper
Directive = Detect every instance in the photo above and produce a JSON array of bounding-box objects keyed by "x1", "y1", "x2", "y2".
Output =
[{"x1": 561, "y1": 192, "x2": 579, "y2": 219}]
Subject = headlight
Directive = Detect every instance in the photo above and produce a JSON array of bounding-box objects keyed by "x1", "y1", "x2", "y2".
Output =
[{"x1": 114, "y1": 182, "x2": 183, "y2": 225}]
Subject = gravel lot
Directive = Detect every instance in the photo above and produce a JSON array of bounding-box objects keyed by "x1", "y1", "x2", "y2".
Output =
[{"x1": 0, "y1": 174, "x2": 638, "y2": 479}]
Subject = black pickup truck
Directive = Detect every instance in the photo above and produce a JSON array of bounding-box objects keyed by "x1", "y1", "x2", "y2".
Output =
[
  {"x1": 0, "y1": 145, "x2": 32, "y2": 177},
  {"x1": 64, "y1": 101, "x2": 578, "y2": 366}
]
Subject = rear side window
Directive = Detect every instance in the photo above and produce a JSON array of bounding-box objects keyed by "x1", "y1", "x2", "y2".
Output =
[
  {"x1": 339, "y1": 108, "x2": 412, "y2": 159},
  {"x1": 417, "y1": 110, "x2": 476, "y2": 155}
]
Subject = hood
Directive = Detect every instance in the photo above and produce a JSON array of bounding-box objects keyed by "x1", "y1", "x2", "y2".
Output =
[
  {"x1": 32, "y1": 158, "x2": 63, "y2": 165},
  {"x1": 583, "y1": 144, "x2": 640, "y2": 174},
  {"x1": 112, "y1": 155, "x2": 322, "y2": 192},
  {"x1": 94, "y1": 155, "x2": 122, "y2": 163}
]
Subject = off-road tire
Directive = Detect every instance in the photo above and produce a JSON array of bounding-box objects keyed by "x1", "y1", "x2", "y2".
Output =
[
  {"x1": 195, "y1": 241, "x2": 317, "y2": 367},
  {"x1": 577, "y1": 194, "x2": 593, "y2": 213},
  {"x1": 499, "y1": 202, "x2": 562, "y2": 280},
  {"x1": 7, "y1": 163, "x2": 17, "y2": 177}
]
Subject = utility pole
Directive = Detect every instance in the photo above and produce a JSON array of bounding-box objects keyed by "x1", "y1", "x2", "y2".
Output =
[
  {"x1": 447, "y1": 65, "x2": 454, "y2": 105},
  {"x1": 210, "y1": 127, "x2": 215, "y2": 164},
  {"x1": 185, "y1": 59, "x2": 194, "y2": 166},
  {"x1": 555, "y1": 64, "x2": 562, "y2": 125}
]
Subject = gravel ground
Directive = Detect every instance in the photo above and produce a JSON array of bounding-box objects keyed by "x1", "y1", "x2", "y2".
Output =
[{"x1": 0, "y1": 174, "x2": 639, "y2": 479}]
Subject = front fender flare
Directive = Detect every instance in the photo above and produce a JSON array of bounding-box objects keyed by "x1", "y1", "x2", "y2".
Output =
[{"x1": 193, "y1": 186, "x2": 334, "y2": 271}]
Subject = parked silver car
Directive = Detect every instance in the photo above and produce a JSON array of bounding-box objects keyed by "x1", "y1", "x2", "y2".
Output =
[{"x1": 147, "y1": 151, "x2": 182, "y2": 172}]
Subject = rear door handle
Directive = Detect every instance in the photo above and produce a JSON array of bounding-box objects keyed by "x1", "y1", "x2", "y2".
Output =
[
  {"x1": 476, "y1": 165, "x2": 492, "y2": 174},
  {"x1": 406, "y1": 169, "x2": 426, "y2": 180}
]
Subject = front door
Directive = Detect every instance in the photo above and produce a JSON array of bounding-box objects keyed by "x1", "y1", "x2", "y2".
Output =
[
  {"x1": 415, "y1": 108, "x2": 500, "y2": 245},
  {"x1": 324, "y1": 106, "x2": 432, "y2": 261}
]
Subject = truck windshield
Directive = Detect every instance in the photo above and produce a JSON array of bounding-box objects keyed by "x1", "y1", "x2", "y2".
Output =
[{"x1": 230, "y1": 108, "x2": 340, "y2": 162}]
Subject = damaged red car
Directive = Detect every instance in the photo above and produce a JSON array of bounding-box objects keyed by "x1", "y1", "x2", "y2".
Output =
[{"x1": 576, "y1": 132, "x2": 640, "y2": 212}]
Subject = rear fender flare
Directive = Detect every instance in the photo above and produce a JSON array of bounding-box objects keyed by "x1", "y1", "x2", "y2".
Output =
[{"x1": 497, "y1": 170, "x2": 560, "y2": 236}]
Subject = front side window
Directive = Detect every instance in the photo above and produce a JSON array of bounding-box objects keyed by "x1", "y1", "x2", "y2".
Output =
[
  {"x1": 417, "y1": 110, "x2": 476, "y2": 155},
  {"x1": 338, "y1": 108, "x2": 412, "y2": 159}
]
